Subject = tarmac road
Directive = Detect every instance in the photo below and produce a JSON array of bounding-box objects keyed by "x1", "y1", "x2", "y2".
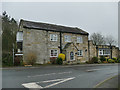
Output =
[{"x1": 2, "y1": 64, "x2": 118, "y2": 89}]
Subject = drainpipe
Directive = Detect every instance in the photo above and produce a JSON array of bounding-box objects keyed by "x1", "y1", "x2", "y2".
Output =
[
  {"x1": 96, "y1": 45, "x2": 98, "y2": 57},
  {"x1": 110, "y1": 45, "x2": 112, "y2": 59},
  {"x1": 60, "y1": 32, "x2": 62, "y2": 53},
  {"x1": 88, "y1": 41, "x2": 90, "y2": 61}
]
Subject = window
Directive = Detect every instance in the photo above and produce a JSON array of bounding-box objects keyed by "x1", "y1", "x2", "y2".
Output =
[
  {"x1": 64, "y1": 35, "x2": 71, "y2": 42},
  {"x1": 70, "y1": 51, "x2": 74, "y2": 60},
  {"x1": 50, "y1": 34, "x2": 57, "y2": 41},
  {"x1": 77, "y1": 50, "x2": 83, "y2": 56},
  {"x1": 50, "y1": 50, "x2": 58, "y2": 57},
  {"x1": 99, "y1": 49, "x2": 103, "y2": 55},
  {"x1": 99, "y1": 49, "x2": 110, "y2": 55},
  {"x1": 77, "y1": 37, "x2": 83, "y2": 43},
  {"x1": 16, "y1": 31, "x2": 23, "y2": 42}
]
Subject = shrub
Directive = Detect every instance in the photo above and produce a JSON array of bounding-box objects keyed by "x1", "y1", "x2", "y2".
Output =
[
  {"x1": 86, "y1": 57, "x2": 98, "y2": 64},
  {"x1": 118, "y1": 58, "x2": 120, "y2": 63},
  {"x1": 91, "y1": 57, "x2": 98, "y2": 63},
  {"x1": 50, "y1": 57, "x2": 57, "y2": 64},
  {"x1": 20, "y1": 60, "x2": 24, "y2": 66},
  {"x1": 100, "y1": 56, "x2": 106, "y2": 62},
  {"x1": 108, "y1": 59, "x2": 115, "y2": 63},
  {"x1": 56, "y1": 57, "x2": 63, "y2": 65},
  {"x1": 2, "y1": 54, "x2": 13, "y2": 66},
  {"x1": 27, "y1": 53, "x2": 37, "y2": 65},
  {"x1": 98, "y1": 60, "x2": 102, "y2": 64},
  {"x1": 58, "y1": 53, "x2": 65, "y2": 61},
  {"x1": 112, "y1": 57, "x2": 117, "y2": 63}
]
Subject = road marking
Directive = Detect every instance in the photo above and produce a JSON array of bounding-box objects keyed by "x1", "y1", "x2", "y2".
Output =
[
  {"x1": 86, "y1": 68, "x2": 110, "y2": 72},
  {"x1": 27, "y1": 71, "x2": 72, "y2": 78},
  {"x1": 22, "y1": 77, "x2": 75, "y2": 89},
  {"x1": 22, "y1": 82, "x2": 43, "y2": 88},
  {"x1": 44, "y1": 77, "x2": 75, "y2": 88}
]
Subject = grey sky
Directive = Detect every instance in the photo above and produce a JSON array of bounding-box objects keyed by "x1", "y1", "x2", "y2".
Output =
[{"x1": 2, "y1": 2, "x2": 118, "y2": 44}]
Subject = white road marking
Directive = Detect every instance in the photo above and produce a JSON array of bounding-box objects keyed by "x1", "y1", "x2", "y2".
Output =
[
  {"x1": 27, "y1": 71, "x2": 72, "y2": 78},
  {"x1": 22, "y1": 82, "x2": 43, "y2": 88},
  {"x1": 86, "y1": 68, "x2": 110, "y2": 72},
  {"x1": 44, "y1": 77, "x2": 75, "y2": 88},
  {"x1": 22, "y1": 77, "x2": 75, "y2": 89},
  {"x1": 37, "y1": 78, "x2": 64, "y2": 83}
]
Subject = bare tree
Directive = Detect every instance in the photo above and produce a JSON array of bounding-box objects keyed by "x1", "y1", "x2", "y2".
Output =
[
  {"x1": 105, "y1": 35, "x2": 117, "y2": 59},
  {"x1": 90, "y1": 32, "x2": 106, "y2": 45},
  {"x1": 105, "y1": 35, "x2": 117, "y2": 46}
]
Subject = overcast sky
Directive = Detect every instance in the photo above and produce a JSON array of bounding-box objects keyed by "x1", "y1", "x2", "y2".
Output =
[{"x1": 2, "y1": 2, "x2": 118, "y2": 45}]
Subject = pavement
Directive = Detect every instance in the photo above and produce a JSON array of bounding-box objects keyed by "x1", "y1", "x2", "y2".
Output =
[
  {"x1": 1, "y1": 63, "x2": 119, "y2": 89},
  {"x1": 95, "y1": 75, "x2": 118, "y2": 88}
]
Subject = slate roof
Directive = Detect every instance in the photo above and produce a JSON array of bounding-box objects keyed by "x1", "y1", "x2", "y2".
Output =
[{"x1": 20, "y1": 19, "x2": 89, "y2": 35}]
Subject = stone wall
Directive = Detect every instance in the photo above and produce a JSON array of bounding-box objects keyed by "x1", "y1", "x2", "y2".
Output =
[
  {"x1": 88, "y1": 40, "x2": 96, "y2": 60},
  {"x1": 21, "y1": 27, "x2": 89, "y2": 64}
]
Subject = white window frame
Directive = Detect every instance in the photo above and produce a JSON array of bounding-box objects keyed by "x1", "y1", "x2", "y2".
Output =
[
  {"x1": 50, "y1": 34, "x2": 58, "y2": 41},
  {"x1": 77, "y1": 37, "x2": 83, "y2": 43},
  {"x1": 77, "y1": 50, "x2": 83, "y2": 56},
  {"x1": 99, "y1": 49, "x2": 110, "y2": 56},
  {"x1": 50, "y1": 49, "x2": 58, "y2": 57},
  {"x1": 70, "y1": 51, "x2": 75, "y2": 61},
  {"x1": 99, "y1": 49, "x2": 103, "y2": 55},
  {"x1": 64, "y1": 35, "x2": 71, "y2": 42},
  {"x1": 16, "y1": 31, "x2": 23, "y2": 42}
]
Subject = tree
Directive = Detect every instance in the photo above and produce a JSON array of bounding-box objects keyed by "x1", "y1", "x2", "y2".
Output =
[
  {"x1": 105, "y1": 35, "x2": 117, "y2": 59},
  {"x1": 105, "y1": 35, "x2": 117, "y2": 46},
  {"x1": 90, "y1": 32, "x2": 106, "y2": 45},
  {"x1": 2, "y1": 11, "x2": 18, "y2": 66}
]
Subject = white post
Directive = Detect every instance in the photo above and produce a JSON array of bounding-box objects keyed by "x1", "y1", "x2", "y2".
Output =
[{"x1": 13, "y1": 44, "x2": 14, "y2": 65}]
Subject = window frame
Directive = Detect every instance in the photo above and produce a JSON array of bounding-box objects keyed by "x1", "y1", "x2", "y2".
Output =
[
  {"x1": 50, "y1": 34, "x2": 58, "y2": 41},
  {"x1": 77, "y1": 50, "x2": 83, "y2": 56},
  {"x1": 77, "y1": 36, "x2": 83, "y2": 43},
  {"x1": 64, "y1": 35, "x2": 71, "y2": 42},
  {"x1": 50, "y1": 49, "x2": 58, "y2": 57},
  {"x1": 70, "y1": 51, "x2": 75, "y2": 61},
  {"x1": 99, "y1": 49, "x2": 110, "y2": 56}
]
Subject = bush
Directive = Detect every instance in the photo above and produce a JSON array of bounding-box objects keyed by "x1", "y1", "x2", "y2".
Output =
[
  {"x1": 50, "y1": 57, "x2": 57, "y2": 64},
  {"x1": 118, "y1": 58, "x2": 120, "y2": 63},
  {"x1": 98, "y1": 60, "x2": 102, "y2": 64},
  {"x1": 86, "y1": 57, "x2": 98, "y2": 64},
  {"x1": 56, "y1": 57, "x2": 63, "y2": 65},
  {"x1": 2, "y1": 54, "x2": 13, "y2": 66},
  {"x1": 91, "y1": 57, "x2": 98, "y2": 63},
  {"x1": 58, "y1": 53, "x2": 65, "y2": 61},
  {"x1": 100, "y1": 56, "x2": 106, "y2": 62},
  {"x1": 27, "y1": 53, "x2": 37, "y2": 65},
  {"x1": 108, "y1": 59, "x2": 115, "y2": 63},
  {"x1": 112, "y1": 57, "x2": 117, "y2": 63}
]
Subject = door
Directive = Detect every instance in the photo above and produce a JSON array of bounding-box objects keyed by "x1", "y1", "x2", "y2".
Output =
[{"x1": 70, "y1": 51, "x2": 74, "y2": 61}]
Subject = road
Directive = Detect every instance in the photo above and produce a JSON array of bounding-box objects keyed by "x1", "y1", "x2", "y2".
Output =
[{"x1": 2, "y1": 64, "x2": 118, "y2": 89}]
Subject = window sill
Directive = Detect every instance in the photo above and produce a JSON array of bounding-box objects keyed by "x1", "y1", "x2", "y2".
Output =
[{"x1": 77, "y1": 56, "x2": 83, "y2": 57}]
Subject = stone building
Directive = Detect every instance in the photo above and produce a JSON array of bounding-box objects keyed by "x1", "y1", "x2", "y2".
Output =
[
  {"x1": 16, "y1": 19, "x2": 89, "y2": 64},
  {"x1": 88, "y1": 40, "x2": 120, "y2": 59},
  {"x1": 16, "y1": 19, "x2": 120, "y2": 64}
]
